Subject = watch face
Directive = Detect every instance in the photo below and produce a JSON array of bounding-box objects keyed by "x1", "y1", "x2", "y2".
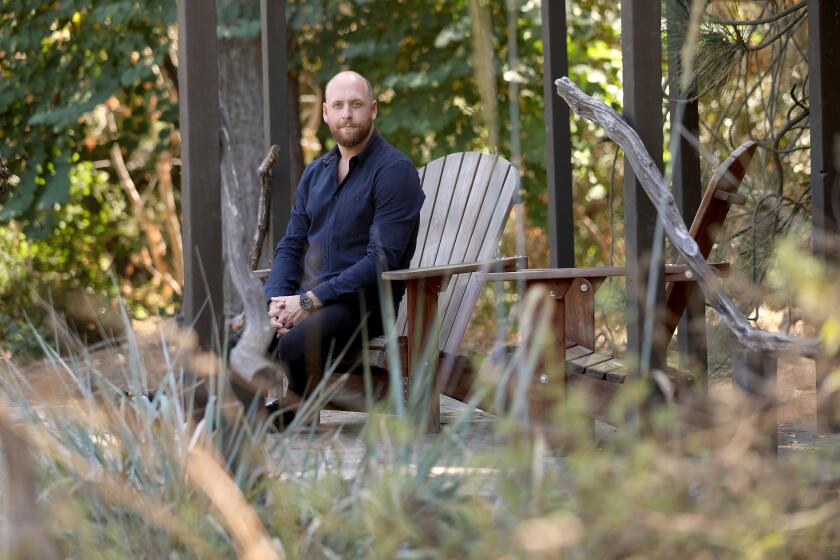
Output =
[{"x1": 300, "y1": 294, "x2": 313, "y2": 310}]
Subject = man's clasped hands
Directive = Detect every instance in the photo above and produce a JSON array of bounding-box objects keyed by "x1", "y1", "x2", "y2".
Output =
[{"x1": 267, "y1": 295, "x2": 310, "y2": 338}]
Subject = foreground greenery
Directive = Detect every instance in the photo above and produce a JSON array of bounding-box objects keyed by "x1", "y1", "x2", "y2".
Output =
[{"x1": 2, "y1": 284, "x2": 840, "y2": 559}]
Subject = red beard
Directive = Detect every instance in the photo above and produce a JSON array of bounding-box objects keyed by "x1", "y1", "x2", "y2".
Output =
[{"x1": 330, "y1": 119, "x2": 372, "y2": 148}]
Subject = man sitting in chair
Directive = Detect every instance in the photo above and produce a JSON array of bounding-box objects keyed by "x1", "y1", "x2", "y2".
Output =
[{"x1": 264, "y1": 70, "x2": 425, "y2": 402}]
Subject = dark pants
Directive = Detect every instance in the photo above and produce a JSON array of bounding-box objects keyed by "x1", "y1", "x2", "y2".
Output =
[
  {"x1": 270, "y1": 293, "x2": 384, "y2": 397},
  {"x1": 215, "y1": 293, "x2": 385, "y2": 435}
]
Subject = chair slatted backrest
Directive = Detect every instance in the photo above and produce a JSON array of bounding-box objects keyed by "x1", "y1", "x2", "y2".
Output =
[
  {"x1": 394, "y1": 152, "x2": 519, "y2": 354},
  {"x1": 663, "y1": 140, "x2": 756, "y2": 341}
]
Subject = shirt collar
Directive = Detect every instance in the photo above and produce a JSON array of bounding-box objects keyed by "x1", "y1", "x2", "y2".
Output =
[
  {"x1": 322, "y1": 129, "x2": 380, "y2": 167},
  {"x1": 354, "y1": 129, "x2": 380, "y2": 163}
]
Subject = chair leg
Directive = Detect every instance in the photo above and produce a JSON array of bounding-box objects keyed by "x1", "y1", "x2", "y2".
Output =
[
  {"x1": 405, "y1": 277, "x2": 443, "y2": 432},
  {"x1": 523, "y1": 288, "x2": 567, "y2": 426}
]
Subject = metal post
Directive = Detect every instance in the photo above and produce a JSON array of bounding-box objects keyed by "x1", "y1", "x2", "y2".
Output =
[
  {"x1": 261, "y1": 0, "x2": 292, "y2": 252},
  {"x1": 809, "y1": 0, "x2": 840, "y2": 254},
  {"x1": 808, "y1": 0, "x2": 840, "y2": 432},
  {"x1": 541, "y1": 0, "x2": 574, "y2": 268},
  {"x1": 178, "y1": 0, "x2": 223, "y2": 349},
  {"x1": 621, "y1": 0, "x2": 666, "y2": 372},
  {"x1": 666, "y1": 2, "x2": 707, "y2": 386}
]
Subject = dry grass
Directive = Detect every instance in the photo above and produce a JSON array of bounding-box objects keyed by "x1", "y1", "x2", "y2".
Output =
[{"x1": 0, "y1": 304, "x2": 839, "y2": 558}]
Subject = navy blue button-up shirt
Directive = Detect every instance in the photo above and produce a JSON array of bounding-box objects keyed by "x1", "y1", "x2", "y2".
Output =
[{"x1": 264, "y1": 131, "x2": 425, "y2": 308}]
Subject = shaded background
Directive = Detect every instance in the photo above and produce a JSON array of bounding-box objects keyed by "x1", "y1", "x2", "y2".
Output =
[{"x1": 0, "y1": 1, "x2": 813, "y2": 369}]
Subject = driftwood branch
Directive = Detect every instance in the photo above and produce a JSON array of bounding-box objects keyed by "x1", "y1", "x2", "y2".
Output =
[
  {"x1": 250, "y1": 145, "x2": 282, "y2": 270},
  {"x1": 219, "y1": 103, "x2": 287, "y2": 391},
  {"x1": 554, "y1": 76, "x2": 821, "y2": 358}
]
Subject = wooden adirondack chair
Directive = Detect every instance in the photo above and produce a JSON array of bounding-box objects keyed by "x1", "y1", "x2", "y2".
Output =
[
  {"x1": 373, "y1": 152, "x2": 523, "y2": 430},
  {"x1": 258, "y1": 152, "x2": 522, "y2": 430},
  {"x1": 480, "y1": 141, "x2": 757, "y2": 422}
]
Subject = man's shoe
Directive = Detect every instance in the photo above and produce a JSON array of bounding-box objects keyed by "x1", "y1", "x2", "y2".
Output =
[{"x1": 265, "y1": 400, "x2": 296, "y2": 432}]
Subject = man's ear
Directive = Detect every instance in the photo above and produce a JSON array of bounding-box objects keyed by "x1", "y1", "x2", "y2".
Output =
[
  {"x1": 322, "y1": 102, "x2": 328, "y2": 123},
  {"x1": 371, "y1": 99, "x2": 378, "y2": 120}
]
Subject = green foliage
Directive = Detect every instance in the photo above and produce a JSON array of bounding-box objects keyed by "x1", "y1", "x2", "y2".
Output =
[
  {"x1": 287, "y1": 0, "x2": 624, "y2": 265},
  {"x1": 0, "y1": 162, "x2": 174, "y2": 358},
  {"x1": 0, "y1": 0, "x2": 175, "y2": 223},
  {"x1": 1, "y1": 0, "x2": 629, "y2": 357},
  {"x1": 0, "y1": 2, "x2": 181, "y2": 357},
  {"x1": 0, "y1": 0, "x2": 818, "y2": 371},
  {"x1": 770, "y1": 239, "x2": 839, "y2": 353}
]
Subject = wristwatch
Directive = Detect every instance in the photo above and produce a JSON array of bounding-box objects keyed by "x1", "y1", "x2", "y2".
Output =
[{"x1": 299, "y1": 292, "x2": 315, "y2": 311}]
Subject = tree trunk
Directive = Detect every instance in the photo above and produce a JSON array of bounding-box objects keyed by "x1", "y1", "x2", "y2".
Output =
[
  {"x1": 218, "y1": 35, "x2": 264, "y2": 317},
  {"x1": 287, "y1": 34, "x2": 305, "y2": 192},
  {"x1": 217, "y1": 24, "x2": 304, "y2": 317}
]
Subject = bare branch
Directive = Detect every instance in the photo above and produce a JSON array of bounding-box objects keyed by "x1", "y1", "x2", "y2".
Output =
[
  {"x1": 554, "y1": 76, "x2": 820, "y2": 358},
  {"x1": 157, "y1": 152, "x2": 184, "y2": 286},
  {"x1": 250, "y1": 145, "x2": 282, "y2": 270},
  {"x1": 110, "y1": 143, "x2": 172, "y2": 282}
]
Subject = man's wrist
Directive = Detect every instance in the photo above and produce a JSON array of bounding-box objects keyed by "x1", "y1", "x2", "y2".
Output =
[{"x1": 305, "y1": 291, "x2": 322, "y2": 309}]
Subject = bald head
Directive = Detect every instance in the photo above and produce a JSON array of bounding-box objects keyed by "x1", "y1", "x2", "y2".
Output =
[
  {"x1": 325, "y1": 71, "x2": 374, "y2": 103},
  {"x1": 322, "y1": 70, "x2": 378, "y2": 151}
]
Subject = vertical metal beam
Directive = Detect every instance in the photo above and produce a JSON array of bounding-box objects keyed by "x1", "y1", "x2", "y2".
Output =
[
  {"x1": 621, "y1": 0, "x2": 666, "y2": 371},
  {"x1": 261, "y1": 0, "x2": 292, "y2": 252},
  {"x1": 666, "y1": 3, "x2": 707, "y2": 386},
  {"x1": 673, "y1": 100, "x2": 708, "y2": 384},
  {"x1": 809, "y1": 0, "x2": 840, "y2": 432},
  {"x1": 541, "y1": 0, "x2": 574, "y2": 267},
  {"x1": 178, "y1": 0, "x2": 223, "y2": 349},
  {"x1": 809, "y1": 0, "x2": 840, "y2": 251}
]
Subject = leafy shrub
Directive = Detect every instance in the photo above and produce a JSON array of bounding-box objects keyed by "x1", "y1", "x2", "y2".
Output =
[{"x1": 0, "y1": 161, "x2": 177, "y2": 360}]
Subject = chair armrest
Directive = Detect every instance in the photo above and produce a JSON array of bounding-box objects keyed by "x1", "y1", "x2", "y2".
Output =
[
  {"x1": 255, "y1": 256, "x2": 528, "y2": 284},
  {"x1": 480, "y1": 265, "x2": 628, "y2": 283},
  {"x1": 381, "y1": 255, "x2": 526, "y2": 282},
  {"x1": 479, "y1": 262, "x2": 728, "y2": 283}
]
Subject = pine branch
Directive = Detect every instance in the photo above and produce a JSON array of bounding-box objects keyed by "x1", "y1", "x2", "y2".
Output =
[{"x1": 709, "y1": 1, "x2": 806, "y2": 26}]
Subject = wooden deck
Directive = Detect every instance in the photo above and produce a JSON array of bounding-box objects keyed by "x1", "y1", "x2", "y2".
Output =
[{"x1": 266, "y1": 395, "x2": 505, "y2": 477}]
